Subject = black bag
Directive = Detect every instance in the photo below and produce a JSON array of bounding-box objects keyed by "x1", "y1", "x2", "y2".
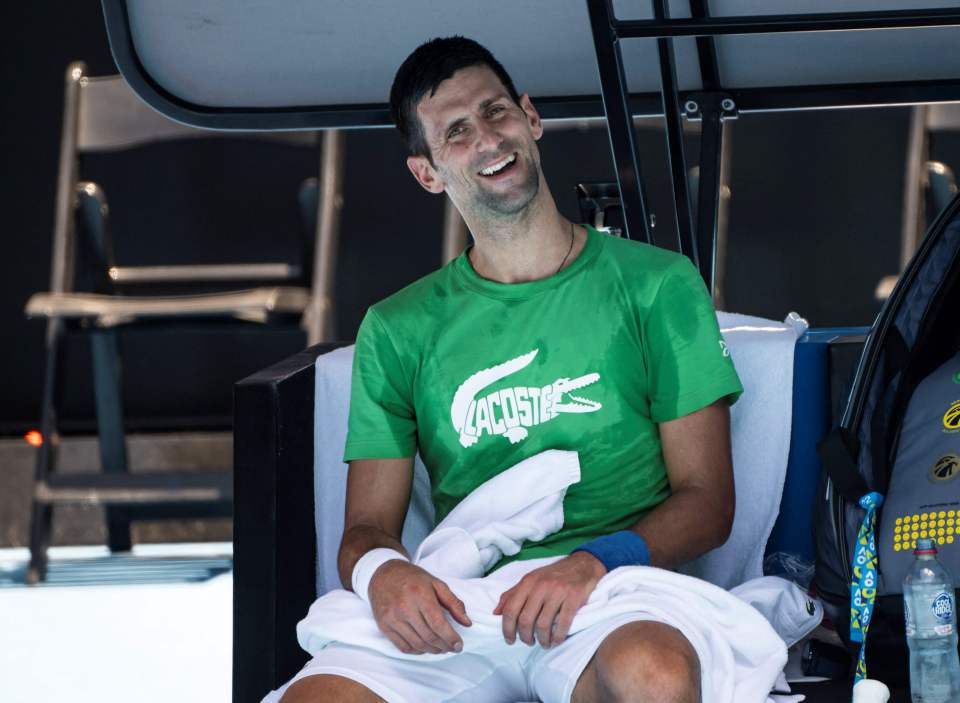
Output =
[{"x1": 814, "y1": 193, "x2": 960, "y2": 681}]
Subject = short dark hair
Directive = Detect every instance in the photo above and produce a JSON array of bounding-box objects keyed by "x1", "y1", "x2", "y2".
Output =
[{"x1": 389, "y1": 36, "x2": 521, "y2": 160}]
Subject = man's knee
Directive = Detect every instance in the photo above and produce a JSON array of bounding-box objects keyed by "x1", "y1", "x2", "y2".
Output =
[
  {"x1": 592, "y1": 621, "x2": 701, "y2": 703},
  {"x1": 279, "y1": 674, "x2": 385, "y2": 703}
]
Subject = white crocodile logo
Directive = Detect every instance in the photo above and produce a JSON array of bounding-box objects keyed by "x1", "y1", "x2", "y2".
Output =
[{"x1": 450, "y1": 348, "x2": 602, "y2": 447}]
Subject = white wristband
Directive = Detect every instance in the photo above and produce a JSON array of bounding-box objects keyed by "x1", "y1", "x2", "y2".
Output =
[{"x1": 351, "y1": 548, "x2": 409, "y2": 604}]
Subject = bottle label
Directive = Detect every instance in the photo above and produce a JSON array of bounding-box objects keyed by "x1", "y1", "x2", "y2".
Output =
[
  {"x1": 935, "y1": 624, "x2": 954, "y2": 636},
  {"x1": 932, "y1": 592, "x2": 954, "y2": 622}
]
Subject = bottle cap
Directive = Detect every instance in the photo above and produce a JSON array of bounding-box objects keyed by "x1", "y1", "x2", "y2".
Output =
[
  {"x1": 852, "y1": 678, "x2": 890, "y2": 703},
  {"x1": 914, "y1": 537, "x2": 938, "y2": 556}
]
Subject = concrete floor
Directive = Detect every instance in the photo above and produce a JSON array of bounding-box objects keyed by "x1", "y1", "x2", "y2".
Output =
[
  {"x1": 0, "y1": 543, "x2": 233, "y2": 703},
  {"x1": 0, "y1": 432, "x2": 233, "y2": 548}
]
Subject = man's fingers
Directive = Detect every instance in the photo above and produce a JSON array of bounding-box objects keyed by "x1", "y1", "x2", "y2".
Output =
[
  {"x1": 394, "y1": 619, "x2": 441, "y2": 654},
  {"x1": 408, "y1": 611, "x2": 449, "y2": 653},
  {"x1": 501, "y1": 585, "x2": 544, "y2": 646},
  {"x1": 499, "y1": 591, "x2": 523, "y2": 644},
  {"x1": 536, "y1": 595, "x2": 564, "y2": 648},
  {"x1": 516, "y1": 596, "x2": 544, "y2": 646},
  {"x1": 498, "y1": 580, "x2": 533, "y2": 643},
  {"x1": 434, "y1": 581, "x2": 472, "y2": 627},
  {"x1": 384, "y1": 624, "x2": 416, "y2": 654},
  {"x1": 493, "y1": 586, "x2": 513, "y2": 615},
  {"x1": 419, "y1": 604, "x2": 464, "y2": 653},
  {"x1": 549, "y1": 601, "x2": 578, "y2": 648}
]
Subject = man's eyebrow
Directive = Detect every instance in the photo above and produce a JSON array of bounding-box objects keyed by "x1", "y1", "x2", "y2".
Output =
[
  {"x1": 478, "y1": 93, "x2": 509, "y2": 111},
  {"x1": 439, "y1": 94, "x2": 511, "y2": 137}
]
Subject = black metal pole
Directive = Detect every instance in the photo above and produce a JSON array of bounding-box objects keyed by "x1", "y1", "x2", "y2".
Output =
[
  {"x1": 690, "y1": 0, "x2": 720, "y2": 90},
  {"x1": 653, "y1": 0, "x2": 698, "y2": 263},
  {"x1": 586, "y1": 0, "x2": 652, "y2": 243},
  {"x1": 690, "y1": 0, "x2": 722, "y2": 293},
  {"x1": 732, "y1": 78, "x2": 960, "y2": 114},
  {"x1": 696, "y1": 99, "x2": 723, "y2": 296},
  {"x1": 616, "y1": 8, "x2": 960, "y2": 39}
]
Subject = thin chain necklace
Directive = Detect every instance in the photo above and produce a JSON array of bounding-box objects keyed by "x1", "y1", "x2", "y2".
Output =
[
  {"x1": 470, "y1": 222, "x2": 576, "y2": 277},
  {"x1": 555, "y1": 221, "x2": 575, "y2": 274}
]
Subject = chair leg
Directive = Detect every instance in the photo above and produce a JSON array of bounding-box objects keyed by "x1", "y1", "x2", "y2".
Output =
[
  {"x1": 90, "y1": 329, "x2": 132, "y2": 553},
  {"x1": 26, "y1": 503, "x2": 53, "y2": 585},
  {"x1": 27, "y1": 322, "x2": 67, "y2": 584},
  {"x1": 105, "y1": 508, "x2": 132, "y2": 552}
]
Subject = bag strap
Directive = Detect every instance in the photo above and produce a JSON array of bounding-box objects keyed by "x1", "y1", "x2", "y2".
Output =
[
  {"x1": 818, "y1": 429, "x2": 869, "y2": 502},
  {"x1": 819, "y1": 326, "x2": 911, "y2": 502},
  {"x1": 869, "y1": 327, "x2": 910, "y2": 496}
]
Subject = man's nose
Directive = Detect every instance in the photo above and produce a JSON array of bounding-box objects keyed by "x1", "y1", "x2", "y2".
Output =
[{"x1": 474, "y1": 120, "x2": 503, "y2": 153}]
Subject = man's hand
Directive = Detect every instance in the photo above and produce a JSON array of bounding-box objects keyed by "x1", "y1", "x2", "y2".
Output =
[
  {"x1": 368, "y1": 559, "x2": 472, "y2": 655},
  {"x1": 494, "y1": 551, "x2": 606, "y2": 649}
]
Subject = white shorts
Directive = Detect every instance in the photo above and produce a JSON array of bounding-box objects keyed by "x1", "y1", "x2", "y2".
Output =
[{"x1": 263, "y1": 613, "x2": 661, "y2": 703}]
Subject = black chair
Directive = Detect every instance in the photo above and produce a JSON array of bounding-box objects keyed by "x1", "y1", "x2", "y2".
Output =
[{"x1": 233, "y1": 343, "x2": 347, "y2": 703}]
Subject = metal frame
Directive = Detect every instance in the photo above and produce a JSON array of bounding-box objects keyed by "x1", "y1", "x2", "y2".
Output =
[
  {"x1": 304, "y1": 130, "x2": 344, "y2": 345},
  {"x1": 690, "y1": 0, "x2": 724, "y2": 299},
  {"x1": 586, "y1": 0, "x2": 960, "y2": 294}
]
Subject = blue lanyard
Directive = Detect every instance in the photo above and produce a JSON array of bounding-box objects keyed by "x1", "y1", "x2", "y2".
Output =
[{"x1": 850, "y1": 491, "x2": 884, "y2": 684}]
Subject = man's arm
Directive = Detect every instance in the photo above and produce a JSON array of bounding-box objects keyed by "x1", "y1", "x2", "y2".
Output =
[
  {"x1": 339, "y1": 457, "x2": 472, "y2": 655},
  {"x1": 628, "y1": 397, "x2": 735, "y2": 568},
  {"x1": 337, "y1": 457, "x2": 414, "y2": 586},
  {"x1": 496, "y1": 398, "x2": 735, "y2": 648}
]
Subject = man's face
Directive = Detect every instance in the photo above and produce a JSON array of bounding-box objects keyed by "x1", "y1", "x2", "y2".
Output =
[{"x1": 406, "y1": 65, "x2": 544, "y2": 218}]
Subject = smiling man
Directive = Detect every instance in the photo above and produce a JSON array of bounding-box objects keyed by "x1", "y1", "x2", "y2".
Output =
[{"x1": 279, "y1": 36, "x2": 743, "y2": 703}]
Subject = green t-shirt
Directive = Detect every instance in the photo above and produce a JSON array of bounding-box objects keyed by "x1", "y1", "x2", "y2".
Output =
[{"x1": 343, "y1": 225, "x2": 742, "y2": 571}]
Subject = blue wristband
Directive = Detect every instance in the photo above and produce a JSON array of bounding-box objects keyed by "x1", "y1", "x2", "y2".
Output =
[{"x1": 572, "y1": 530, "x2": 650, "y2": 572}]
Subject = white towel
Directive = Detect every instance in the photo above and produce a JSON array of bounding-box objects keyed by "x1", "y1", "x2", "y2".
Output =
[
  {"x1": 313, "y1": 346, "x2": 434, "y2": 595},
  {"x1": 297, "y1": 450, "x2": 791, "y2": 703},
  {"x1": 681, "y1": 312, "x2": 808, "y2": 589}
]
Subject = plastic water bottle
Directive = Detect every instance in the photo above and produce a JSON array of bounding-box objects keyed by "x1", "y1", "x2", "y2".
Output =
[{"x1": 903, "y1": 537, "x2": 960, "y2": 702}]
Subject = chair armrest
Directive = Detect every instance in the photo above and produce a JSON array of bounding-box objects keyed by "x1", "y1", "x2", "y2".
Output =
[
  {"x1": 232, "y1": 341, "x2": 350, "y2": 703},
  {"x1": 26, "y1": 287, "x2": 309, "y2": 327},
  {"x1": 108, "y1": 263, "x2": 301, "y2": 284}
]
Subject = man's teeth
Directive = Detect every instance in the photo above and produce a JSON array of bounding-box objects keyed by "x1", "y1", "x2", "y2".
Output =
[{"x1": 480, "y1": 153, "x2": 516, "y2": 176}]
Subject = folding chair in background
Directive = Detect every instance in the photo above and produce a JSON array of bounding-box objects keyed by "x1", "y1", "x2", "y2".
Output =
[{"x1": 23, "y1": 62, "x2": 344, "y2": 583}]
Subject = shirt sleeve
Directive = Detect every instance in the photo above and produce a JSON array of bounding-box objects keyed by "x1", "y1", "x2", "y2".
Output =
[
  {"x1": 342, "y1": 308, "x2": 417, "y2": 462},
  {"x1": 644, "y1": 256, "x2": 743, "y2": 423}
]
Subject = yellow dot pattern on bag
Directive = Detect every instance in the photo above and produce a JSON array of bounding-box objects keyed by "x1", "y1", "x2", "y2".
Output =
[{"x1": 893, "y1": 511, "x2": 958, "y2": 551}]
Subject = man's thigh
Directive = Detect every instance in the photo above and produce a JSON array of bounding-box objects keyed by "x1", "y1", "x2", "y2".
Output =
[
  {"x1": 281, "y1": 674, "x2": 384, "y2": 703},
  {"x1": 570, "y1": 621, "x2": 701, "y2": 703}
]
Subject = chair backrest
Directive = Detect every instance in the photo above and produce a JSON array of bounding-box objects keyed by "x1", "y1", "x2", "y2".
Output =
[
  {"x1": 77, "y1": 73, "x2": 203, "y2": 152},
  {"x1": 50, "y1": 63, "x2": 326, "y2": 309},
  {"x1": 76, "y1": 72, "x2": 318, "y2": 153}
]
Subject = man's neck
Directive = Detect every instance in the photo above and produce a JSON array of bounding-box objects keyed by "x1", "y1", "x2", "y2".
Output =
[{"x1": 462, "y1": 191, "x2": 585, "y2": 284}]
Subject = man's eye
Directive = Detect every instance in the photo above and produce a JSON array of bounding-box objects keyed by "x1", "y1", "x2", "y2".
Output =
[
  {"x1": 487, "y1": 106, "x2": 505, "y2": 117},
  {"x1": 447, "y1": 126, "x2": 465, "y2": 139}
]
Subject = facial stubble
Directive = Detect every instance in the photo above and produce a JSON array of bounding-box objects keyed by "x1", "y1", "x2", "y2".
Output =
[{"x1": 473, "y1": 148, "x2": 541, "y2": 217}]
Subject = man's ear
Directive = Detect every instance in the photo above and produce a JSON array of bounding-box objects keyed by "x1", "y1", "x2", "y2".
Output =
[
  {"x1": 519, "y1": 93, "x2": 543, "y2": 141},
  {"x1": 406, "y1": 154, "x2": 445, "y2": 194}
]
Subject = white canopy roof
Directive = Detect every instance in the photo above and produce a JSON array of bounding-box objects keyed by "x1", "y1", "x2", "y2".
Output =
[{"x1": 104, "y1": 0, "x2": 960, "y2": 127}]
